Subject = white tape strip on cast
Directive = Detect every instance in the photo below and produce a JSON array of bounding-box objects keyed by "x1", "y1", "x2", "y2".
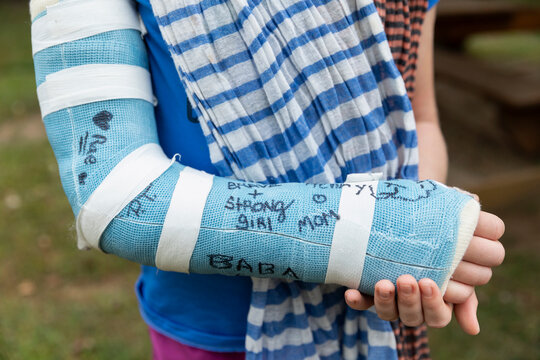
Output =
[
  {"x1": 345, "y1": 172, "x2": 383, "y2": 182},
  {"x1": 30, "y1": 0, "x2": 58, "y2": 21},
  {"x1": 31, "y1": 0, "x2": 141, "y2": 55},
  {"x1": 37, "y1": 64, "x2": 154, "y2": 118},
  {"x1": 76, "y1": 143, "x2": 174, "y2": 250},
  {"x1": 155, "y1": 168, "x2": 214, "y2": 273},
  {"x1": 325, "y1": 180, "x2": 378, "y2": 288}
]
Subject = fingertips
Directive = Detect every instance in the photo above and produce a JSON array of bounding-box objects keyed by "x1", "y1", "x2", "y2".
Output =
[
  {"x1": 374, "y1": 280, "x2": 398, "y2": 321},
  {"x1": 475, "y1": 211, "x2": 505, "y2": 240},
  {"x1": 396, "y1": 275, "x2": 423, "y2": 327},
  {"x1": 463, "y1": 236, "x2": 505, "y2": 267},
  {"x1": 455, "y1": 292, "x2": 480, "y2": 335},
  {"x1": 345, "y1": 289, "x2": 374, "y2": 310},
  {"x1": 419, "y1": 279, "x2": 452, "y2": 328},
  {"x1": 443, "y1": 280, "x2": 475, "y2": 304},
  {"x1": 453, "y1": 261, "x2": 493, "y2": 286},
  {"x1": 418, "y1": 278, "x2": 437, "y2": 300}
]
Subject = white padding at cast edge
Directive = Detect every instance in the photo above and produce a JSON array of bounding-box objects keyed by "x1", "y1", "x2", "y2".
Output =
[
  {"x1": 155, "y1": 168, "x2": 214, "y2": 273},
  {"x1": 139, "y1": 14, "x2": 148, "y2": 37},
  {"x1": 345, "y1": 172, "x2": 383, "y2": 183},
  {"x1": 37, "y1": 64, "x2": 153, "y2": 118},
  {"x1": 76, "y1": 143, "x2": 174, "y2": 250},
  {"x1": 324, "y1": 180, "x2": 378, "y2": 288},
  {"x1": 440, "y1": 198, "x2": 480, "y2": 294},
  {"x1": 30, "y1": 0, "x2": 58, "y2": 21},
  {"x1": 31, "y1": 0, "x2": 141, "y2": 55}
]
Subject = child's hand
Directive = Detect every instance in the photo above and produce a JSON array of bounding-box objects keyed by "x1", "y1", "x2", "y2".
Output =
[{"x1": 344, "y1": 210, "x2": 505, "y2": 334}]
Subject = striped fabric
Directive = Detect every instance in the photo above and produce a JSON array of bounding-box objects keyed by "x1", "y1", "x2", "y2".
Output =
[
  {"x1": 148, "y1": 0, "x2": 423, "y2": 358},
  {"x1": 391, "y1": 321, "x2": 430, "y2": 360},
  {"x1": 376, "y1": 0, "x2": 429, "y2": 97},
  {"x1": 376, "y1": 2, "x2": 432, "y2": 357}
]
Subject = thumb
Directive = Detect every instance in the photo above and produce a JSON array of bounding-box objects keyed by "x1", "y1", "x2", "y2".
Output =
[
  {"x1": 345, "y1": 289, "x2": 374, "y2": 310},
  {"x1": 454, "y1": 292, "x2": 480, "y2": 335}
]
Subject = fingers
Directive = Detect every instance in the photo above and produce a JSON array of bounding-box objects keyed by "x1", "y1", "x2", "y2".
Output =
[
  {"x1": 396, "y1": 275, "x2": 424, "y2": 327},
  {"x1": 370, "y1": 277, "x2": 462, "y2": 331},
  {"x1": 374, "y1": 280, "x2": 398, "y2": 321},
  {"x1": 475, "y1": 211, "x2": 505, "y2": 240},
  {"x1": 454, "y1": 292, "x2": 480, "y2": 335},
  {"x1": 345, "y1": 289, "x2": 374, "y2": 310},
  {"x1": 350, "y1": 276, "x2": 479, "y2": 333},
  {"x1": 463, "y1": 236, "x2": 505, "y2": 267},
  {"x1": 419, "y1": 279, "x2": 453, "y2": 328},
  {"x1": 452, "y1": 261, "x2": 492, "y2": 286},
  {"x1": 443, "y1": 280, "x2": 475, "y2": 304}
]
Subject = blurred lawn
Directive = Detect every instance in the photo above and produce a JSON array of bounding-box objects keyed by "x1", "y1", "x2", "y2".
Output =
[
  {"x1": 0, "y1": 3, "x2": 151, "y2": 359},
  {"x1": 0, "y1": 2, "x2": 39, "y2": 123},
  {"x1": 0, "y1": 141, "x2": 151, "y2": 359},
  {"x1": 1, "y1": 1, "x2": 539, "y2": 359},
  {"x1": 467, "y1": 31, "x2": 540, "y2": 65}
]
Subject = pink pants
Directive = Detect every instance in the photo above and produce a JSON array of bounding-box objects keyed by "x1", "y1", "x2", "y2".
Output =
[{"x1": 149, "y1": 328, "x2": 246, "y2": 360}]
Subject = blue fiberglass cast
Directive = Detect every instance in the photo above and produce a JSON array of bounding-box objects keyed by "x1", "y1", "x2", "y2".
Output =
[{"x1": 31, "y1": 0, "x2": 479, "y2": 296}]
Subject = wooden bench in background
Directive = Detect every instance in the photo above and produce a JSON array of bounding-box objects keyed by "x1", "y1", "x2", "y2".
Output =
[
  {"x1": 435, "y1": 0, "x2": 540, "y2": 49},
  {"x1": 433, "y1": 0, "x2": 540, "y2": 208},
  {"x1": 435, "y1": 48, "x2": 540, "y2": 154},
  {"x1": 434, "y1": 0, "x2": 540, "y2": 155}
]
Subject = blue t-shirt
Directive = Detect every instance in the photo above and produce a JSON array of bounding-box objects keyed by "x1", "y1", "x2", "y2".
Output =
[
  {"x1": 135, "y1": 0, "x2": 439, "y2": 351},
  {"x1": 135, "y1": 0, "x2": 252, "y2": 352}
]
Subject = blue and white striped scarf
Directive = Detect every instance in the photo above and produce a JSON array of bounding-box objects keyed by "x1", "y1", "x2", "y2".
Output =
[{"x1": 149, "y1": 0, "x2": 418, "y2": 358}]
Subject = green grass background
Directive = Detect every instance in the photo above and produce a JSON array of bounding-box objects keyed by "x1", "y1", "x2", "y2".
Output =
[
  {"x1": 0, "y1": 2, "x2": 150, "y2": 359},
  {"x1": 0, "y1": 1, "x2": 538, "y2": 359}
]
